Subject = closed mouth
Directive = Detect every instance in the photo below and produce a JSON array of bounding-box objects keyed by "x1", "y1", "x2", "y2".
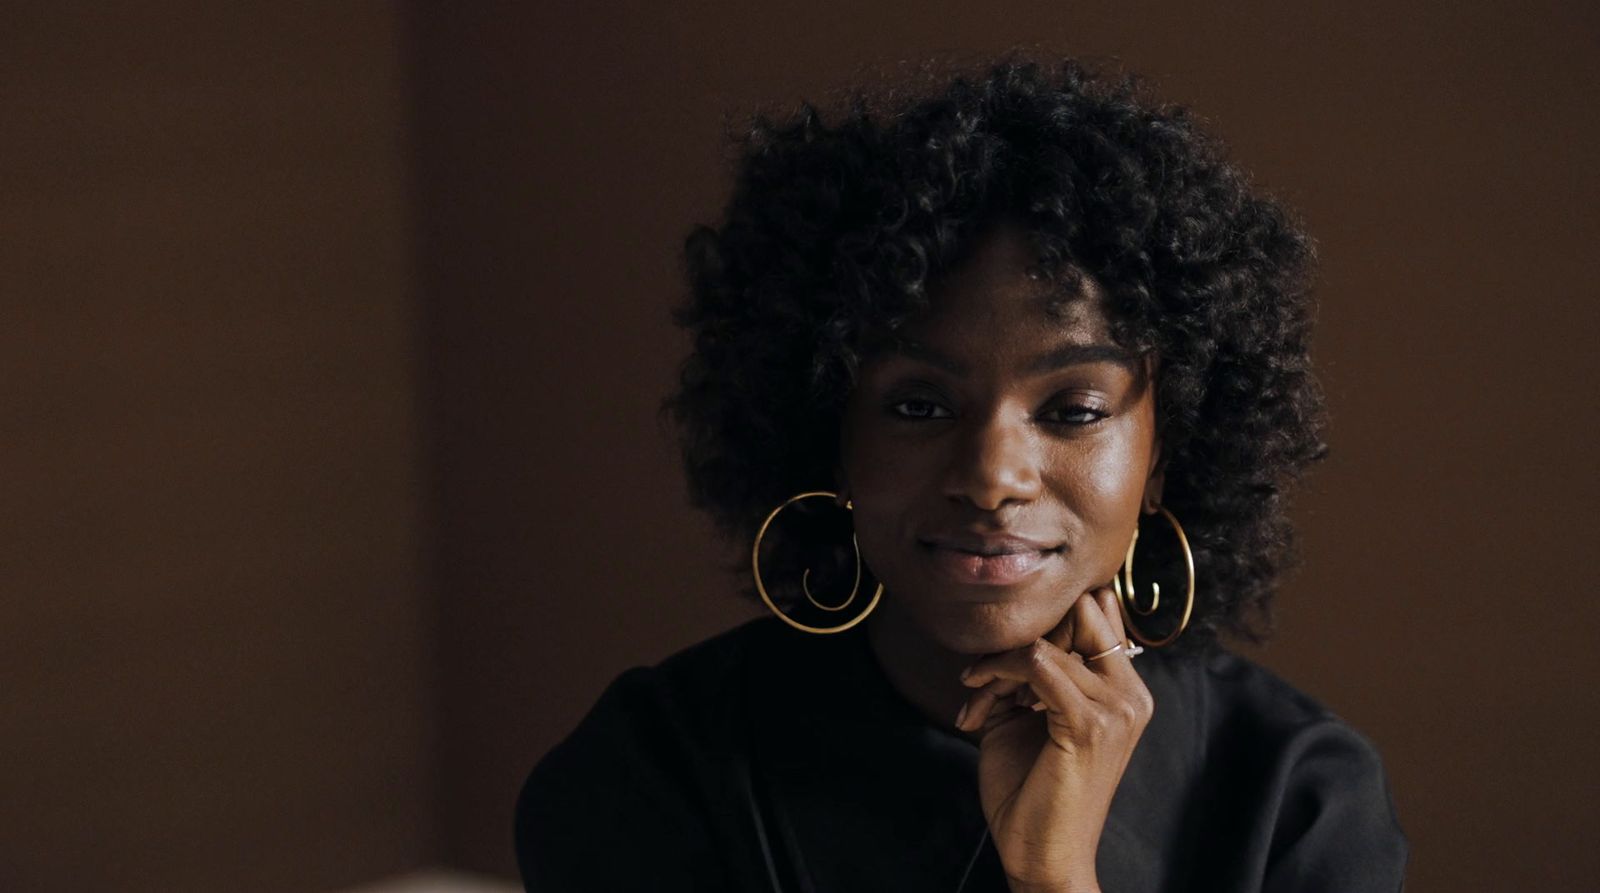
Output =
[
  {"x1": 916, "y1": 538, "x2": 1064, "y2": 586},
  {"x1": 916, "y1": 534, "x2": 1064, "y2": 556}
]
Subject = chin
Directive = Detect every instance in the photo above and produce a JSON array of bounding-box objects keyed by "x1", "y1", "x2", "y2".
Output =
[{"x1": 915, "y1": 597, "x2": 1068, "y2": 656}]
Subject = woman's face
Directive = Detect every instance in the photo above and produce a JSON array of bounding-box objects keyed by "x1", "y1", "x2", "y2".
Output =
[{"x1": 839, "y1": 224, "x2": 1164, "y2": 656}]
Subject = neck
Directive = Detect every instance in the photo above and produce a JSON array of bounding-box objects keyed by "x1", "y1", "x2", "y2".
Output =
[{"x1": 865, "y1": 600, "x2": 982, "y2": 742}]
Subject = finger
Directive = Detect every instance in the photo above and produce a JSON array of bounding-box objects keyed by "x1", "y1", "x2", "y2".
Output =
[
  {"x1": 958, "y1": 590, "x2": 1116, "y2": 730},
  {"x1": 1040, "y1": 602, "x2": 1077, "y2": 652},
  {"x1": 1043, "y1": 641, "x2": 1119, "y2": 706},
  {"x1": 1014, "y1": 684, "x2": 1040, "y2": 708},
  {"x1": 1035, "y1": 648, "x2": 1155, "y2": 754},
  {"x1": 1073, "y1": 589, "x2": 1140, "y2": 683},
  {"x1": 1080, "y1": 591, "x2": 1154, "y2": 728},
  {"x1": 960, "y1": 598, "x2": 1113, "y2": 697},
  {"x1": 961, "y1": 637, "x2": 1101, "y2": 723},
  {"x1": 1095, "y1": 586, "x2": 1129, "y2": 644},
  {"x1": 1016, "y1": 597, "x2": 1079, "y2": 710},
  {"x1": 957, "y1": 670, "x2": 1028, "y2": 731}
]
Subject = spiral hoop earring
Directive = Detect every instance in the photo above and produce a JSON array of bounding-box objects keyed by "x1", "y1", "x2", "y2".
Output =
[
  {"x1": 1112, "y1": 504, "x2": 1195, "y2": 648},
  {"x1": 752, "y1": 490, "x2": 883, "y2": 635}
]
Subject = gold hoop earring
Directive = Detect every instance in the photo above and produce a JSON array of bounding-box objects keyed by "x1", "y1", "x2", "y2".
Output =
[
  {"x1": 751, "y1": 490, "x2": 883, "y2": 635},
  {"x1": 1112, "y1": 504, "x2": 1195, "y2": 648}
]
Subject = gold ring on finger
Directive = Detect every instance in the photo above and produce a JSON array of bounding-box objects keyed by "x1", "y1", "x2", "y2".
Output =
[{"x1": 1084, "y1": 643, "x2": 1124, "y2": 663}]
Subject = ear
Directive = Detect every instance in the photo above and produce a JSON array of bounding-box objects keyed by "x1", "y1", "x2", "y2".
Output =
[{"x1": 1142, "y1": 437, "x2": 1167, "y2": 514}]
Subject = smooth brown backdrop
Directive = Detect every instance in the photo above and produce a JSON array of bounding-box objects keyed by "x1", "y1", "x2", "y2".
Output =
[
  {"x1": 412, "y1": 2, "x2": 1598, "y2": 891},
  {"x1": 2, "y1": 5, "x2": 433, "y2": 892},
  {"x1": 5, "y1": 2, "x2": 1596, "y2": 892}
]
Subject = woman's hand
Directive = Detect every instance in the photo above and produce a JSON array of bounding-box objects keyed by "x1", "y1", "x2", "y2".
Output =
[{"x1": 955, "y1": 587, "x2": 1154, "y2": 893}]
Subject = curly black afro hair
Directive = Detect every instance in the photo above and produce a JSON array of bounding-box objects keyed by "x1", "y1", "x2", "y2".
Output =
[{"x1": 663, "y1": 55, "x2": 1328, "y2": 650}]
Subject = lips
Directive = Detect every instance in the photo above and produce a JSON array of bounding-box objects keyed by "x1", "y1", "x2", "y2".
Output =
[{"x1": 917, "y1": 531, "x2": 1064, "y2": 586}]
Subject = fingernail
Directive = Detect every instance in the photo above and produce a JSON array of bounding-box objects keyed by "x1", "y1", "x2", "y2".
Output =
[
  {"x1": 955, "y1": 702, "x2": 969, "y2": 728},
  {"x1": 959, "y1": 665, "x2": 974, "y2": 682},
  {"x1": 1031, "y1": 701, "x2": 1048, "y2": 712}
]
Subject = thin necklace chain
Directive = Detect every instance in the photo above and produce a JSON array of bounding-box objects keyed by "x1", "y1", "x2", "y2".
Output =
[{"x1": 954, "y1": 826, "x2": 991, "y2": 892}]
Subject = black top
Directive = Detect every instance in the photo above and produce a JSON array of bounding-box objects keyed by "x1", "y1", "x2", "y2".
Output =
[{"x1": 515, "y1": 616, "x2": 1407, "y2": 892}]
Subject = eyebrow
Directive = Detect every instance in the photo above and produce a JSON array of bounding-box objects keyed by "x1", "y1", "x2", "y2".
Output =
[{"x1": 893, "y1": 341, "x2": 1139, "y2": 376}]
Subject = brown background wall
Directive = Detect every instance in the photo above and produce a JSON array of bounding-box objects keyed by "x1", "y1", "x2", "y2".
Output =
[
  {"x1": 4, "y1": 2, "x2": 1596, "y2": 892},
  {"x1": 2, "y1": 5, "x2": 432, "y2": 892}
]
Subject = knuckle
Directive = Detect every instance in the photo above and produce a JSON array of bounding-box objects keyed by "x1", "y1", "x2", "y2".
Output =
[
  {"x1": 1084, "y1": 709, "x2": 1113, "y2": 737},
  {"x1": 1115, "y1": 699, "x2": 1142, "y2": 726},
  {"x1": 984, "y1": 677, "x2": 1021, "y2": 696},
  {"x1": 1136, "y1": 687, "x2": 1156, "y2": 718},
  {"x1": 1026, "y1": 639, "x2": 1054, "y2": 671}
]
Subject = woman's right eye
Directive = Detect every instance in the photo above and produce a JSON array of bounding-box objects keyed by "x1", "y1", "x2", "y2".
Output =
[{"x1": 889, "y1": 399, "x2": 953, "y2": 420}]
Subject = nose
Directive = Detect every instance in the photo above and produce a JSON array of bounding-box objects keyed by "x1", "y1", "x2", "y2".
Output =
[{"x1": 941, "y1": 408, "x2": 1043, "y2": 512}]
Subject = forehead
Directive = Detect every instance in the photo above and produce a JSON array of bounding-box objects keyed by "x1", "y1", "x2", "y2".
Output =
[{"x1": 903, "y1": 223, "x2": 1109, "y2": 349}]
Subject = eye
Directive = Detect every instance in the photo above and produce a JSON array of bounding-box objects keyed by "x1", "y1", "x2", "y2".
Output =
[
  {"x1": 888, "y1": 399, "x2": 953, "y2": 420},
  {"x1": 1039, "y1": 403, "x2": 1110, "y2": 426}
]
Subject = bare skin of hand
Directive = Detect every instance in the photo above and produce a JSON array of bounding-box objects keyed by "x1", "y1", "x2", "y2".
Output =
[{"x1": 955, "y1": 588, "x2": 1155, "y2": 893}]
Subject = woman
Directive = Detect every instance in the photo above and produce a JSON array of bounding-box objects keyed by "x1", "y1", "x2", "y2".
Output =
[{"x1": 515, "y1": 56, "x2": 1407, "y2": 892}]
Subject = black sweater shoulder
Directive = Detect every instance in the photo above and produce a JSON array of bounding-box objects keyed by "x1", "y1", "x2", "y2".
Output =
[{"x1": 513, "y1": 618, "x2": 777, "y2": 891}]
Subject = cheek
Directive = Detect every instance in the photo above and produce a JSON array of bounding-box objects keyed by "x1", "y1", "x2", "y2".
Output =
[
  {"x1": 841, "y1": 447, "x2": 920, "y2": 563},
  {"x1": 839, "y1": 416, "x2": 941, "y2": 579},
  {"x1": 839, "y1": 398, "x2": 928, "y2": 507},
  {"x1": 1081, "y1": 444, "x2": 1149, "y2": 508},
  {"x1": 1055, "y1": 436, "x2": 1151, "y2": 567}
]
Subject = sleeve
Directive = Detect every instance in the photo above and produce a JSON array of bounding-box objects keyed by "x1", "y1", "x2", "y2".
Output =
[
  {"x1": 1259, "y1": 719, "x2": 1410, "y2": 893},
  {"x1": 513, "y1": 666, "x2": 731, "y2": 892}
]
